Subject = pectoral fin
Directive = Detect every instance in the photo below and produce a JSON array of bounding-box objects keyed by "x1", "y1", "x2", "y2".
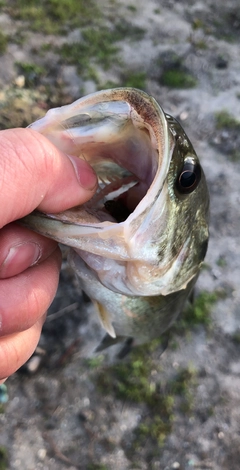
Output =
[{"x1": 93, "y1": 301, "x2": 116, "y2": 338}]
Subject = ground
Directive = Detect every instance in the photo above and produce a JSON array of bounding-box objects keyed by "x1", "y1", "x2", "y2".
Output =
[{"x1": 0, "y1": 0, "x2": 240, "y2": 469}]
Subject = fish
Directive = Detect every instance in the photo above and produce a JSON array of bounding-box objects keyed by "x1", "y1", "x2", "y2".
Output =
[{"x1": 22, "y1": 88, "x2": 209, "y2": 349}]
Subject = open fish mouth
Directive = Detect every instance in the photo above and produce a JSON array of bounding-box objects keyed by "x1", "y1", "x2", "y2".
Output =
[
  {"x1": 82, "y1": 120, "x2": 157, "y2": 223},
  {"x1": 23, "y1": 87, "x2": 209, "y2": 302},
  {"x1": 29, "y1": 88, "x2": 171, "y2": 226}
]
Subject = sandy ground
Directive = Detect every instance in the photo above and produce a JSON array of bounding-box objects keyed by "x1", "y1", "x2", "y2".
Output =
[{"x1": 0, "y1": 0, "x2": 240, "y2": 469}]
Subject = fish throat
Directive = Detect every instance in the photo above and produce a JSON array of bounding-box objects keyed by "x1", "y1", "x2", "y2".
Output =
[{"x1": 74, "y1": 100, "x2": 161, "y2": 224}]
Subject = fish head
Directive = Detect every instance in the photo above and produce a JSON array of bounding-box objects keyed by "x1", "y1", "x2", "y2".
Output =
[{"x1": 23, "y1": 88, "x2": 209, "y2": 298}]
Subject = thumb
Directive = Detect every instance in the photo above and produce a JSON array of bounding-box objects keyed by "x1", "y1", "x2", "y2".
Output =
[{"x1": 0, "y1": 128, "x2": 97, "y2": 228}]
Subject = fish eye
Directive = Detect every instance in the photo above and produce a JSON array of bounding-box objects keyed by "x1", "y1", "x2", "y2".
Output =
[{"x1": 176, "y1": 158, "x2": 201, "y2": 194}]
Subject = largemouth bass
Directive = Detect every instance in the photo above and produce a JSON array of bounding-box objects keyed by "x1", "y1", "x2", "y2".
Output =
[{"x1": 23, "y1": 88, "x2": 209, "y2": 347}]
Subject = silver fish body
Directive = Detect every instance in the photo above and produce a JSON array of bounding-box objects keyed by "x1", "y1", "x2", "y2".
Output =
[{"x1": 23, "y1": 88, "x2": 209, "y2": 345}]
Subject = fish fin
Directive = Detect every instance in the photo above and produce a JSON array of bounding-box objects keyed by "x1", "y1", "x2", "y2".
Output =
[
  {"x1": 95, "y1": 335, "x2": 134, "y2": 356},
  {"x1": 93, "y1": 301, "x2": 116, "y2": 338},
  {"x1": 95, "y1": 334, "x2": 126, "y2": 353},
  {"x1": 117, "y1": 337, "x2": 134, "y2": 359}
]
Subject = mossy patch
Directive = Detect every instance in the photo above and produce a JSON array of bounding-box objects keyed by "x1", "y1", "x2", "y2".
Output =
[
  {"x1": 167, "y1": 366, "x2": 197, "y2": 414},
  {"x1": 134, "y1": 413, "x2": 173, "y2": 448},
  {"x1": 159, "y1": 52, "x2": 197, "y2": 88},
  {"x1": 216, "y1": 256, "x2": 227, "y2": 268},
  {"x1": 58, "y1": 19, "x2": 145, "y2": 81},
  {"x1": 6, "y1": 0, "x2": 99, "y2": 34},
  {"x1": 161, "y1": 69, "x2": 197, "y2": 88},
  {"x1": 127, "y1": 5, "x2": 137, "y2": 12},
  {"x1": 59, "y1": 27, "x2": 120, "y2": 75},
  {"x1": 231, "y1": 331, "x2": 240, "y2": 344},
  {"x1": 213, "y1": 110, "x2": 240, "y2": 161},
  {"x1": 15, "y1": 62, "x2": 45, "y2": 88},
  {"x1": 0, "y1": 86, "x2": 66, "y2": 129},
  {"x1": 0, "y1": 31, "x2": 8, "y2": 54},
  {"x1": 95, "y1": 340, "x2": 175, "y2": 450},
  {"x1": 85, "y1": 355, "x2": 104, "y2": 369},
  {"x1": 100, "y1": 70, "x2": 147, "y2": 91},
  {"x1": 177, "y1": 290, "x2": 221, "y2": 330},
  {"x1": 215, "y1": 110, "x2": 240, "y2": 130},
  {"x1": 0, "y1": 447, "x2": 8, "y2": 470},
  {"x1": 123, "y1": 71, "x2": 147, "y2": 89},
  {"x1": 113, "y1": 20, "x2": 145, "y2": 42},
  {"x1": 87, "y1": 464, "x2": 108, "y2": 470}
]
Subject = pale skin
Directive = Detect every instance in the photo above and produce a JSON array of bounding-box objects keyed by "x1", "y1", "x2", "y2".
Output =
[{"x1": 0, "y1": 128, "x2": 98, "y2": 383}]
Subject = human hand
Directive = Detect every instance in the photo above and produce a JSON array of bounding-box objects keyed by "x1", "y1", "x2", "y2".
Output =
[{"x1": 0, "y1": 128, "x2": 97, "y2": 383}]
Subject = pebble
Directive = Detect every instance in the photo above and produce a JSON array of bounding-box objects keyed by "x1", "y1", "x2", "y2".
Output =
[{"x1": 172, "y1": 462, "x2": 180, "y2": 469}]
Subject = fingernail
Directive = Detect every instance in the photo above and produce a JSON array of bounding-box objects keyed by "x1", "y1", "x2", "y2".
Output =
[
  {"x1": 0, "y1": 242, "x2": 42, "y2": 279},
  {"x1": 67, "y1": 155, "x2": 97, "y2": 190}
]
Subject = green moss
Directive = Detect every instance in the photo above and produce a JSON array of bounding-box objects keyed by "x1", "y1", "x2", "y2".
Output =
[
  {"x1": 15, "y1": 62, "x2": 45, "y2": 88},
  {"x1": 161, "y1": 69, "x2": 197, "y2": 88},
  {"x1": 9, "y1": 31, "x2": 26, "y2": 46},
  {"x1": 192, "y1": 18, "x2": 204, "y2": 30},
  {"x1": 0, "y1": 87, "x2": 48, "y2": 129},
  {"x1": 178, "y1": 290, "x2": 220, "y2": 329},
  {"x1": 216, "y1": 256, "x2": 227, "y2": 267},
  {"x1": 59, "y1": 27, "x2": 120, "y2": 75},
  {"x1": 58, "y1": 18, "x2": 146, "y2": 79},
  {"x1": 85, "y1": 355, "x2": 104, "y2": 369},
  {"x1": 99, "y1": 80, "x2": 120, "y2": 90},
  {"x1": 7, "y1": 0, "x2": 99, "y2": 34},
  {"x1": 135, "y1": 414, "x2": 173, "y2": 447},
  {"x1": 215, "y1": 110, "x2": 240, "y2": 130},
  {"x1": 87, "y1": 465, "x2": 108, "y2": 470},
  {"x1": 97, "y1": 356, "x2": 153, "y2": 404},
  {"x1": 127, "y1": 5, "x2": 137, "y2": 12},
  {"x1": 124, "y1": 71, "x2": 147, "y2": 89},
  {"x1": 0, "y1": 31, "x2": 8, "y2": 54},
  {"x1": 169, "y1": 366, "x2": 197, "y2": 414},
  {"x1": 0, "y1": 447, "x2": 8, "y2": 470},
  {"x1": 194, "y1": 40, "x2": 208, "y2": 50},
  {"x1": 99, "y1": 70, "x2": 147, "y2": 91},
  {"x1": 96, "y1": 341, "x2": 175, "y2": 448},
  {"x1": 230, "y1": 150, "x2": 240, "y2": 162},
  {"x1": 40, "y1": 43, "x2": 53, "y2": 53},
  {"x1": 0, "y1": 405, "x2": 5, "y2": 414},
  {"x1": 232, "y1": 331, "x2": 240, "y2": 344},
  {"x1": 169, "y1": 367, "x2": 196, "y2": 395},
  {"x1": 113, "y1": 21, "x2": 145, "y2": 41}
]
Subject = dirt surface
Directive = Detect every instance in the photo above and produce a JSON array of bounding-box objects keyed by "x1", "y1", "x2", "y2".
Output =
[{"x1": 0, "y1": 1, "x2": 240, "y2": 469}]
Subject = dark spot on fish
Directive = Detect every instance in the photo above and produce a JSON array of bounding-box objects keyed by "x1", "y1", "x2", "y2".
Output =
[
  {"x1": 104, "y1": 199, "x2": 131, "y2": 222},
  {"x1": 176, "y1": 157, "x2": 201, "y2": 194}
]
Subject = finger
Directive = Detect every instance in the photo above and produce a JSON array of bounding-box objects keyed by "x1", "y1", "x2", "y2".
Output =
[
  {"x1": 0, "y1": 248, "x2": 61, "y2": 336},
  {"x1": 0, "y1": 316, "x2": 45, "y2": 380},
  {"x1": 0, "y1": 223, "x2": 58, "y2": 279},
  {"x1": 0, "y1": 128, "x2": 97, "y2": 227}
]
